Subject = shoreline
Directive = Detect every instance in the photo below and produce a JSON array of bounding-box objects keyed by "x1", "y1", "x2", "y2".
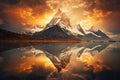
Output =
[{"x1": 0, "y1": 39, "x2": 113, "y2": 43}]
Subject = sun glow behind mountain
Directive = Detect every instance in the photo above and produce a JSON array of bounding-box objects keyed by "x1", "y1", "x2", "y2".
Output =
[{"x1": 2, "y1": 6, "x2": 55, "y2": 29}]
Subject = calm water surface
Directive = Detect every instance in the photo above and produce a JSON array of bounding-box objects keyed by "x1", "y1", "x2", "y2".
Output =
[{"x1": 0, "y1": 42, "x2": 120, "y2": 80}]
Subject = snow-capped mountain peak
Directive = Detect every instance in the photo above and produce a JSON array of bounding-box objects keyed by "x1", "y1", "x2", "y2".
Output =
[{"x1": 45, "y1": 9, "x2": 71, "y2": 30}]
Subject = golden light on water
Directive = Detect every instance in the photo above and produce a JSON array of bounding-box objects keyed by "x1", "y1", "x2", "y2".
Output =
[
  {"x1": 78, "y1": 52, "x2": 111, "y2": 72},
  {"x1": 36, "y1": 54, "x2": 56, "y2": 69},
  {"x1": 4, "y1": 54, "x2": 56, "y2": 73}
]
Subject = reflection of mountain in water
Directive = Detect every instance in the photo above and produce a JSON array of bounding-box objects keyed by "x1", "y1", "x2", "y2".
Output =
[
  {"x1": 0, "y1": 42, "x2": 109, "y2": 72},
  {"x1": 32, "y1": 42, "x2": 109, "y2": 71}
]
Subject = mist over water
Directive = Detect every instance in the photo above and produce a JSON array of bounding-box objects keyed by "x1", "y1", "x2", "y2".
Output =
[{"x1": 0, "y1": 42, "x2": 120, "y2": 80}]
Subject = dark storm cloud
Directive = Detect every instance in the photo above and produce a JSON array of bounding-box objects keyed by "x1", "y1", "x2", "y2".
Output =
[
  {"x1": 20, "y1": 0, "x2": 52, "y2": 15},
  {"x1": 0, "y1": 0, "x2": 20, "y2": 5},
  {"x1": 96, "y1": 0, "x2": 120, "y2": 11},
  {"x1": 23, "y1": 0, "x2": 46, "y2": 6},
  {"x1": 0, "y1": 0, "x2": 45, "y2": 5},
  {"x1": 85, "y1": 0, "x2": 120, "y2": 11},
  {"x1": 104, "y1": 11, "x2": 120, "y2": 33},
  {"x1": 0, "y1": 0, "x2": 51, "y2": 13}
]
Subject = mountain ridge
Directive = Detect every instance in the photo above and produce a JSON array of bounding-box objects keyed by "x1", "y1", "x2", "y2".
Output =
[{"x1": 33, "y1": 9, "x2": 110, "y2": 40}]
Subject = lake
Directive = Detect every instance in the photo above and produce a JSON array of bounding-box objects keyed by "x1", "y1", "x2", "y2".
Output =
[{"x1": 0, "y1": 42, "x2": 120, "y2": 80}]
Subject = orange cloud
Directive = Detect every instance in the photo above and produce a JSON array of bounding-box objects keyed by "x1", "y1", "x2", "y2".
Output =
[
  {"x1": 92, "y1": 9, "x2": 112, "y2": 18},
  {"x1": 2, "y1": 6, "x2": 55, "y2": 30},
  {"x1": 80, "y1": 9, "x2": 112, "y2": 30}
]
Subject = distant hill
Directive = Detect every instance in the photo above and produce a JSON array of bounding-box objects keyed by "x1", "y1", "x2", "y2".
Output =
[
  {"x1": 0, "y1": 24, "x2": 24, "y2": 33},
  {"x1": 0, "y1": 28, "x2": 32, "y2": 40}
]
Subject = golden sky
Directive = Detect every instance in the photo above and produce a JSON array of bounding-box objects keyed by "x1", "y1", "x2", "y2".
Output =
[{"x1": 0, "y1": 0, "x2": 120, "y2": 33}]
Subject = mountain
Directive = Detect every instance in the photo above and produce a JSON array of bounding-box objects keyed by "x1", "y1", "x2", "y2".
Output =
[
  {"x1": 33, "y1": 9, "x2": 85, "y2": 38},
  {"x1": 33, "y1": 9, "x2": 74, "y2": 38},
  {"x1": 35, "y1": 9, "x2": 86, "y2": 38},
  {"x1": 33, "y1": 9, "x2": 110, "y2": 40},
  {"x1": 80, "y1": 26, "x2": 110, "y2": 40},
  {"x1": 33, "y1": 24, "x2": 73, "y2": 38},
  {"x1": 45, "y1": 9, "x2": 71, "y2": 30},
  {"x1": 77, "y1": 24, "x2": 85, "y2": 35}
]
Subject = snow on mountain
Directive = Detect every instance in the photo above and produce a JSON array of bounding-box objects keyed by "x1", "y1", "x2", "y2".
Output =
[
  {"x1": 85, "y1": 31, "x2": 102, "y2": 38},
  {"x1": 33, "y1": 9, "x2": 75, "y2": 38},
  {"x1": 66, "y1": 25, "x2": 85, "y2": 36},
  {"x1": 44, "y1": 9, "x2": 76, "y2": 37},
  {"x1": 30, "y1": 25, "x2": 43, "y2": 34},
  {"x1": 44, "y1": 9, "x2": 85, "y2": 37},
  {"x1": 84, "y1": 26, "x2": 101, "y2": 38},
  {"x1": 93, "y1": 30, "x2": 110, "y2": 39},
  {"x1": 77, "y1": 24, "x2": 86, "y2": 35},
  {"x1": 45, "y1": 9, "x2": 71, "y2": 30},
  {"x1": 88, "y1": 26, "x2": 99, "y2": 32},
  {"x1": 77, "y1": 26, "x2": 110, "y2": 40}
]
